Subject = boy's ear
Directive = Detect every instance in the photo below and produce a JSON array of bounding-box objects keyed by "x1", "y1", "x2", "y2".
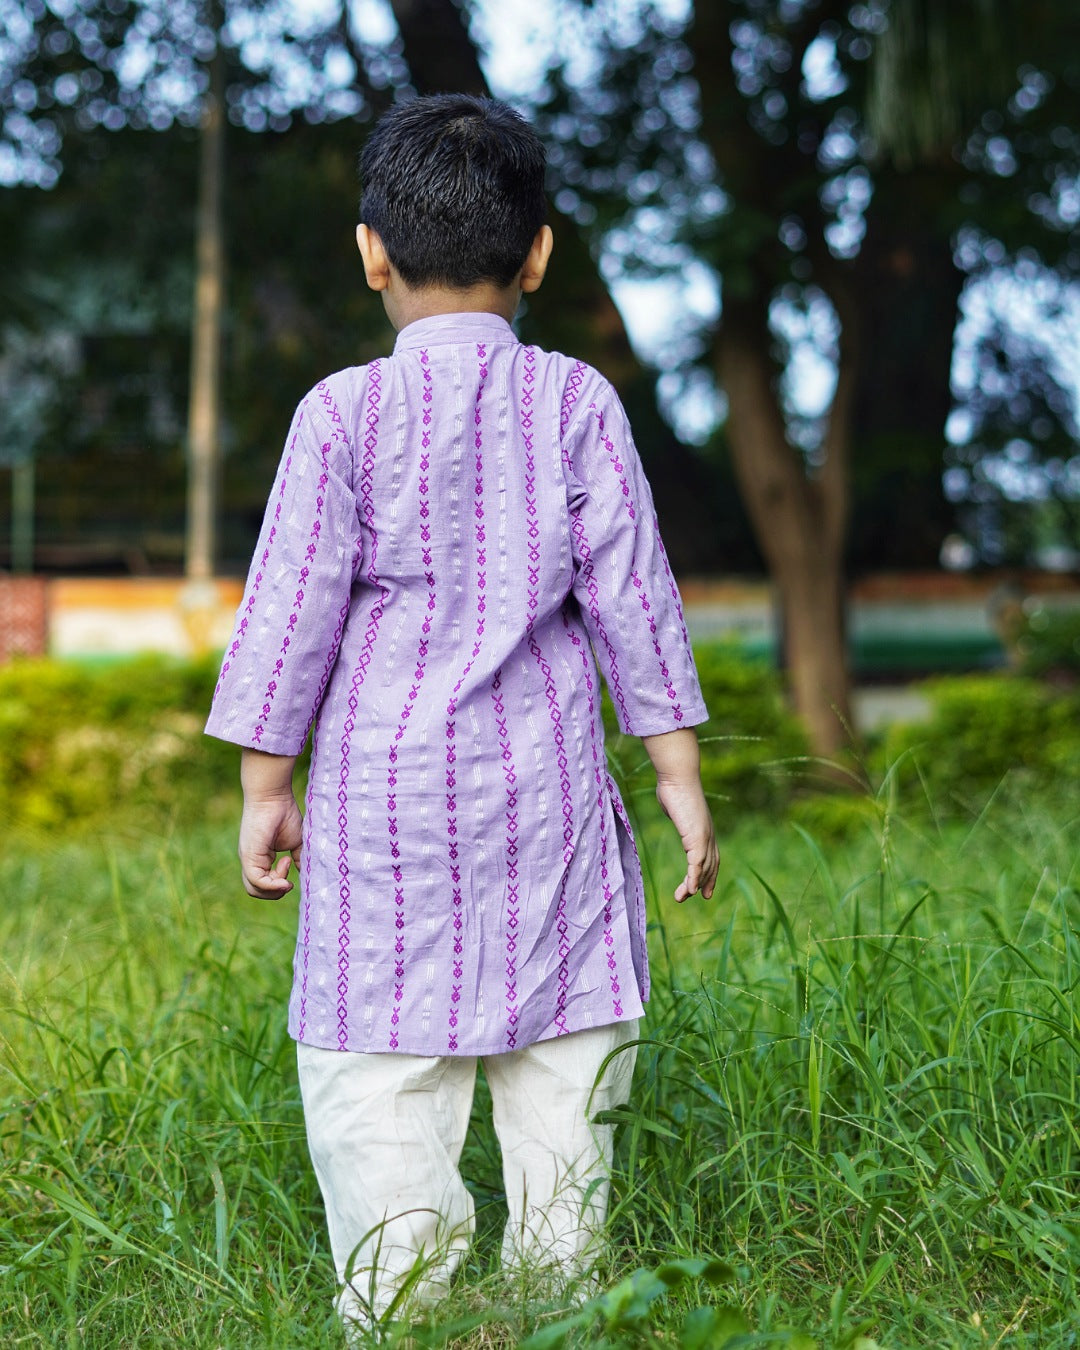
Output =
[
  {"x1": 519, "y1": 225, "x2": 553, "y2": 294},
  {"x1": 356, "y1": 224, "x2": 391, "y2": 292}
]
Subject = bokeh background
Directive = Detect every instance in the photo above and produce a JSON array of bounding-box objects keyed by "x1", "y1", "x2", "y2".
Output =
[{"x1": 2, "y1": 0, "x2": 1080, "y2": 756}]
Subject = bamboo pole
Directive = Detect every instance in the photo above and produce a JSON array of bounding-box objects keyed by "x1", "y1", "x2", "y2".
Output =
[{"x1": 184, "y1": 41, "x2": 226, "y2": 581}]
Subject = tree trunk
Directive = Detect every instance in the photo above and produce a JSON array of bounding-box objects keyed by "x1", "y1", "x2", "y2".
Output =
[
  {"x1": 185, "y1": 43, "x2": 226, "y2": 581},
  {"x1": 388, "y1": 0, "x2": 487, "y2": 95},
  {"x1": 688, "y1": 0, "x2": 857, "y2": 756},
  {"x1": 718, "y1": 295, "x2": 854, "y2": 758}
]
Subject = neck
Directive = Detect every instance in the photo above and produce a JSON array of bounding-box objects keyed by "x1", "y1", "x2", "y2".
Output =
[{"x1": 386, "y1": 281, "x2": 521, "y2": 331}]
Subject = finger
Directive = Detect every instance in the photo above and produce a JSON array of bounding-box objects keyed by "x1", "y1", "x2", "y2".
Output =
[
  {"x1": 701, "y1": 847, "x2": 720, "y2": 899},
  {"x1": 242, "y1": 874, "x2": 294, "y2": 898},
  {"x1": 241, "y1": 856, "x2": 294, "y2": 897},
  {"x1": 675, "y1": 857, "x2": 701, "y2": 903}
]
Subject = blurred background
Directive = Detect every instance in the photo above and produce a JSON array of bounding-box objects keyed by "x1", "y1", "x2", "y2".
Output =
[{"x1": 2, "y1": 0, "x2": 1079, "y2": 756}]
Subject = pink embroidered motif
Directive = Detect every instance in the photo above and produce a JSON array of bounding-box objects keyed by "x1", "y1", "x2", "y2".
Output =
[
  {"x1": 296, "y1": 714, "x2": 322, "y2": 1041},
  {"x1": 214, "y1": 449, "x2": 293, "y2": 701},
  {"x1": 522, "y1": 347, "x2": 541, "y2": 635},
  {"x1": 562, "y1": 611, "x2": 622, "y2": 1018},
  {"x1": 252, "y1": 414, "x2": 334, "y2": 743},
  {"x1": 304, "y1": 383, "x2": 360, "y2": 739},
  {"x1": 445, "y1": 344, "x2": 489, "y2": 1052},
  {"x1": 317, "y1": 378, "x2": 348, "y2": 446},
  {"x1": 588, "y1": 400, "x2": 684, "y2": 724},
  {"x1": 656, "y1": 531, "x2": 691, "y2": 648},
  {"x1": 528, "y1": 628, "x2": 574, "y2": 1034},
  {"x1": 559, "y1": 360, "x2": 587, "y2": 438},
  {"x1": 570, "y1": 504, "x2": 632, "y2": 733},
  {"x1": 335, "y1": 361, "x2": 384, "y2": 1048},
  {"x1": 492, "y1": 670, "x2": 521, "y2": 1047},
  {"x1": 385, "y1": 349, "x2": 435, "y2": 1049}
]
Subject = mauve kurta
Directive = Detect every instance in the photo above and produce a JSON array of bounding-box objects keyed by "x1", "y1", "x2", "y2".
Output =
[{"x1": 206, "y1": 312, "x2": 707, "y2": 1056}]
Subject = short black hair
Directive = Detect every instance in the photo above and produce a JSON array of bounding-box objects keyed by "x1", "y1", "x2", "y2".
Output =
[{"x1": 359, "y1": 94, "x2": 547, "y2": 289}]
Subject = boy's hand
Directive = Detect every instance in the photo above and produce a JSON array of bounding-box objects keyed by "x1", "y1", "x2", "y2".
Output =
[
  {"x1": 239, "y1": 748, "x2": 302, "y2": 899},
  {"x1": 654, "y1": 776, "x2": 719, "y2": 902},
  {"x1": 239, "y1": 794, "x2": 303, "y2": 898},
  {"x1": 641, "y1": 728, "x2": 719, "y2": 903}
]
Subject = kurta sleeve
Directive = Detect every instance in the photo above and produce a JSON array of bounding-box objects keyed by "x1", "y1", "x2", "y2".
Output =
[
  {"x1": 562, "y1": 372, "x2": 708, "y2": 737},
  {"x1": 205, "y1": 379, "x2": 363, "y2": 755}
]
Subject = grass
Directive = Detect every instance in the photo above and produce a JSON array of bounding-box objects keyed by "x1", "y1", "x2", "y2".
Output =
[{"x1": 2, "y1": 771, "x2": 1079, "y2": 1348}]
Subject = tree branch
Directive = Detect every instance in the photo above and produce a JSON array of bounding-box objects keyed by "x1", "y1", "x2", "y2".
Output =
[{"x1": 387, "y1": 0, "x2": 487, "y2": 95}]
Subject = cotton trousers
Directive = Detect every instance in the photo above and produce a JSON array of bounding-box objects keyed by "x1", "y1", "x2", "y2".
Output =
[{"x1": 296, "y1": 1020, "x2": 638, "y2": 1328}]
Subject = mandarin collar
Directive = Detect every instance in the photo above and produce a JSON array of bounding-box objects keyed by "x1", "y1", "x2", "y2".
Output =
[{"x1": 393, "y1": 311, "x2": 519, "y2": 352}]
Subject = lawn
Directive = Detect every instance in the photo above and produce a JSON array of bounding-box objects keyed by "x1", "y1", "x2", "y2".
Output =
[{"x1": 3, "y1": 767, "x2": 1079, "y2": 1348}]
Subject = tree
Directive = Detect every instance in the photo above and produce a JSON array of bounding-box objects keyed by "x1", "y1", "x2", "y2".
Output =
[
  {"x1": 7, "y1": 0, "x2": 1078, "y2": 756},
  {"x1": 529, "y1": 0, "x2": 1080, "y2": 755},
  {"x1": 1, "y1": 0, "x2": 379, "y2": 576}
]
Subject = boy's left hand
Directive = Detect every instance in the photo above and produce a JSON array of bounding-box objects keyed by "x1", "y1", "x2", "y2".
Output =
[{"x1": 655, "y1": 776, "x2": 720, "y2": 903}]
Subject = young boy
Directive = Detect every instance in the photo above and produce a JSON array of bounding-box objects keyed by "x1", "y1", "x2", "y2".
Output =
[{"x1": 206, "y1": 94, "x2": 718, "y2": 1331}]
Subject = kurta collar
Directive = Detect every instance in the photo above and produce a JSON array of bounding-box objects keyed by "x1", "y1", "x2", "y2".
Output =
[{"x1": 393, "y1": 312, "x2": 519, "y2": 352}]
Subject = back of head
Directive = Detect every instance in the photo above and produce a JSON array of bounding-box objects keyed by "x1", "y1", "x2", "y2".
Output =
[{"x1": 359, "y1": 94, "x2": 547, "y2": 290}]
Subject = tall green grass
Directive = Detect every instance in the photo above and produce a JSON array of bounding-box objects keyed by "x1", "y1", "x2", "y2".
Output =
[
  {"x1": 3, "y1": 776, "x2": 1079, "y2": 1346},
  {"x1": 618, "y1": 776, "x2": 1080, "y2": 1347}
]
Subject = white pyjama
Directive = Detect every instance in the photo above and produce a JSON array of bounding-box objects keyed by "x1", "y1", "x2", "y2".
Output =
[{"x1": 296, "y1": 1020, "x2": 638, "y2": 1328}]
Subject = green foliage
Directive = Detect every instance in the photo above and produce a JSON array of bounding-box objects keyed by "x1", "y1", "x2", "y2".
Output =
[
  {"x1": 880, "y1": 672, "x2": 1080, "y2": 804},
  {"x1": 8, "y1": 649, "x2": 1079, "y2": 856},
  {"x1": 516, "y1": 1259, "x2": 763, "y2": 1349},
  {"x1": 0, "y1": 654, "x2": 240, "y2": 835},
  {"x1": 1012, "y1": 603, "x2": 1080, "y2": 679},
  {"x1": 0, "y1": 645, "x2": 807, "y2": 842}
]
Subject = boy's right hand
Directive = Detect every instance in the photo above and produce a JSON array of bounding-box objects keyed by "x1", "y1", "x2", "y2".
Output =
[
  {"x1": 239, "y1": 748, "x2": 303, "y2": 898},
  {"x1": 238, "y1": 793, "x2": 303, "y2": 897}
]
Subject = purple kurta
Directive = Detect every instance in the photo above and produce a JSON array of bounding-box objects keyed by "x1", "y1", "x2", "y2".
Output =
[{"x1": 207, "y1": 312, "x2": 707, "y2": 1056}]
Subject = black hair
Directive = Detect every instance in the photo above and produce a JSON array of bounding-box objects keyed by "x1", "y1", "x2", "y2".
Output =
[{"x1": 359, "y1": 93, "x2": 547, "y2": 289}]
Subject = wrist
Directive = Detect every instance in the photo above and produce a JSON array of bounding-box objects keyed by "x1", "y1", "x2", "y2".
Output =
[
  {"x1": 241, "y1": 748, "x2": 298, "y2": 801},
  {"x1": 643, "y1": 727, "x2": 701, "y2": 781},
  {"x1": 243, "y1": 784, "x2": 296, "y2": 805}
]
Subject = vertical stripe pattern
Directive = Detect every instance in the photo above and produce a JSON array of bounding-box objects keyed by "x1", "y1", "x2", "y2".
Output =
[
  {"x1": 206, "y1": 314, "x2": 707, "y2": 1056},
  {"x1": 334, "y1": 360, "x2": 384, "y2": 1048}
]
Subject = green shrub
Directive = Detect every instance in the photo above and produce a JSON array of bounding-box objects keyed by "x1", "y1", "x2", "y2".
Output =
[
  {"x1": 18, "y1": 647, "x2": 1074, "y2": 845},
  {"x1": 1012, "y1": 601, "x2": 1080, "y2": 679},
  {"x1": 0, "y1": 654, "x2": 240, "y2": 836},
  {"x1": 880, "y1": 672, "x2": 1080, "y2": 805}
]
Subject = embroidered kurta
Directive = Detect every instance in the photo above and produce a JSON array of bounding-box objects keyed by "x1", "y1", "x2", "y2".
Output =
[{"x1": 206, "y1": 312, "x2": 707, "y2": 1056}]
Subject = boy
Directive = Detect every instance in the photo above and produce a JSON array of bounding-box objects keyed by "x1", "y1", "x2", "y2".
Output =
[{"x1": 206, "y1": 94, "x2": 718, "y2": 1332}]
